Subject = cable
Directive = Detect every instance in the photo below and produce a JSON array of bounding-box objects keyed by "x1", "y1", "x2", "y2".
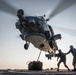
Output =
[{"x1": 37, "y1": 50, "x2": 42, "y2": 61}]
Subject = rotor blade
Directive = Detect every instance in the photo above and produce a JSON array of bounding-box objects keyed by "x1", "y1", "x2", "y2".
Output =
[
  {"x1": 47, "y1": 0, "x2": 76, "y2": 21},
  {"x1": 52, "y1": 25, "x2": 76, "y2": 36},
  {"x1": 0, "y1": 0, "x2": 17, "y2": 16}
]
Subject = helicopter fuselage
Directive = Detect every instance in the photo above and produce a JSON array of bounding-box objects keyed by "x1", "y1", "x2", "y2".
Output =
[{"x1": 16, "y1": 12, "x2": 61, "y2": 53}]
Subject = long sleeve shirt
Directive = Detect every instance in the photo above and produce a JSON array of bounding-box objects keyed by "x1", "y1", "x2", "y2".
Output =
[{"x1": 66, "y1": 48, "x2": 76, "y2": 56}]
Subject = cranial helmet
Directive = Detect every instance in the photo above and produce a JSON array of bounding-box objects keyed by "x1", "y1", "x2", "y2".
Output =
[{"x1": 70, "y1": 45, "x2": 73, "y2": 48}]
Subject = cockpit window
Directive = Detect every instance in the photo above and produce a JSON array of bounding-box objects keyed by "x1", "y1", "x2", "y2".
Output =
[{"x1": 37, "y1": 16, "x2": 44, "y2": 20}]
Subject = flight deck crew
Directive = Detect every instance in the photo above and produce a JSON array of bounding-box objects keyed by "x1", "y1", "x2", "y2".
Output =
[
  {"x1": 66, "y1": 45, "x2": 76, "y2": 71},
  {"x1": 56, "y1": 49, "x2": 70, "y2": 71}
]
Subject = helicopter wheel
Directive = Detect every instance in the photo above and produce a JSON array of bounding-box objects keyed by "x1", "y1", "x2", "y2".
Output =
[{"x1": 24, "y1": 43, "x2": 29, "y2": 50}]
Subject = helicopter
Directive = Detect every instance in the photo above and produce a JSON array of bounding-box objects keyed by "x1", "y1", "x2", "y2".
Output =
[
  {"x1": 0, "y1": 0, "x2": 76, "y2": 59},
  {"x1": 15, "y1": 9, "x2": 61, "y2": 53}
]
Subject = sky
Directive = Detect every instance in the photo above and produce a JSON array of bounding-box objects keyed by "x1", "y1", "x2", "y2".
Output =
[{"x1": 0, "y1": 0, "x2": 76, "y2": 69}]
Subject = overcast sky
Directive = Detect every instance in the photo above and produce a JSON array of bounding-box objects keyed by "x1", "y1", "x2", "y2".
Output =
[{"x1": 0, "y1": 0, "x2": 76, "y2": 69}]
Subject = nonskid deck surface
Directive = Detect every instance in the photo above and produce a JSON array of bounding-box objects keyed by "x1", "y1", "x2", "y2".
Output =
[{"x1": 1, "y1": 70, "x2": 76, "y2": 75}]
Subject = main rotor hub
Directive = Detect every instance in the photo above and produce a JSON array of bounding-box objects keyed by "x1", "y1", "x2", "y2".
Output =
[{"x1": 17, "y1": 9, "x2": 24, "y2": 16}]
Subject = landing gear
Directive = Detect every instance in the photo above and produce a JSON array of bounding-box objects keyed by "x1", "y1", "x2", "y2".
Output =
[
  {"x1": 49, "y1": 40, "x2": 58, "y2": 50},
  {"x1": 52, "y1": 41, "x2": 58, "y2": 50},
  {"x1": 49, "y1": 34, "x2": 61, "y2": 50},
  {"x1": 45, "y1": 54, "x2": 52, "y2": 60},
  {"x1": 45, "y1": 51, "x2": 54, "y2": 60},
  {"x1": 24, "y1": 42, "x2": 29, "y2": 50},
  {"x1": 24, "y1": 44, "x2": 28, "y2": 50}
]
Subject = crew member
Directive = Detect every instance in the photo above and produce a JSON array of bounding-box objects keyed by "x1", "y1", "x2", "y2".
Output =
[
  {"x1": 66, "y1": 45, "x2": 76, "y2": 71},
  {"x1": 56, "y1": 49, "x2": 70, "y2": 71}
]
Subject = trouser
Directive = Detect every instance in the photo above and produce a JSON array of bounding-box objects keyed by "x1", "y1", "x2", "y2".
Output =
[
  {"x1": 73, "y1": 56, "x2": 76, "y2": 69},
  {"x1": 57, "y1": 59, "x2": 69, "y2": 70}
]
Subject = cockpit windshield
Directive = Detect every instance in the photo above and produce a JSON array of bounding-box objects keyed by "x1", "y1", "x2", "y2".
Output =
[{"x1": 25, "y1": 16, "x2": 46, "y2": 23}]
